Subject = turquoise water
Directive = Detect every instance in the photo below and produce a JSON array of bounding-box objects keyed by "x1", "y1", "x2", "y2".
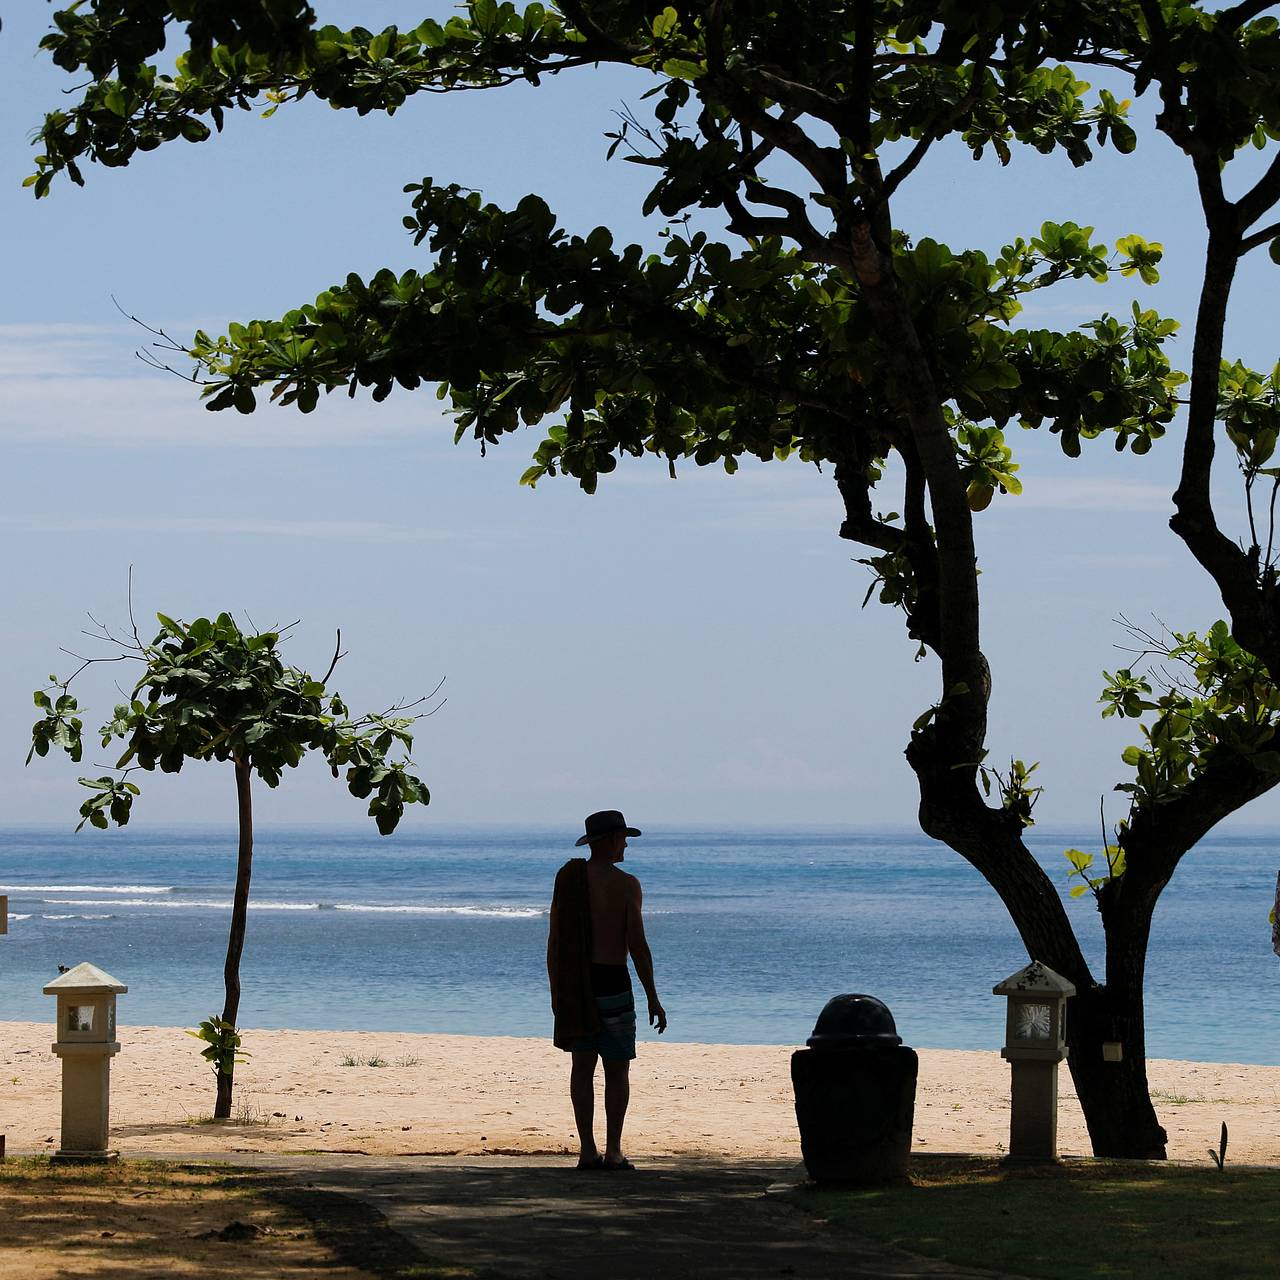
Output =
[{"x1": 0, "y1": 824, "x2": 1276, "y2": 1063}]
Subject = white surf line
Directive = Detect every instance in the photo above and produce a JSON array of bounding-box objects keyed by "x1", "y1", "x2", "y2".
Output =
[{"x1": 0, "y1": 884, "x2": 174, "y2": 893}]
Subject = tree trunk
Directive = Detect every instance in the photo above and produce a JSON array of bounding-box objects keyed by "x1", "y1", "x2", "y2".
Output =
[
  {"x1": 214, "y1": 758, "x2": 254, "y2": 1120},
  {"x1": 906, "y1": 767, "x2": 1170, "y2": 1158},
  {"x1": 1067, "y1": 983, "x2": 1168, "y2": 1160},
  {"x1": 1016, "y1": 892, "x2": 1167, "y2": 1159}
]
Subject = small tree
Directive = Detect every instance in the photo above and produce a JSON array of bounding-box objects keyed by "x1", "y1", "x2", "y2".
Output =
[{"x1": 29, "y1": 606, "x2": 435, "y2": 1117}]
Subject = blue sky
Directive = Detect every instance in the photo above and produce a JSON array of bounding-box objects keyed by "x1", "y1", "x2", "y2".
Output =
[{"x1": 3, "y1": 4, "x2": 1279, "y2": 836}]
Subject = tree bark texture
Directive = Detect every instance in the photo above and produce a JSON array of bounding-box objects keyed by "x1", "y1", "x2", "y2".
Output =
[
  {"x1": 1169, "y1": 232, "x2": 1267, "y2": 654},
  {"x1": 846, "y1": 220, "x2": 989, "y2": 771},
  {"x1": 215, "y1": 758, "x2": 254, "y2": 1120},
  {"x1": 1066, "y1": 908, "x2": 1168, "y2": 1159}
]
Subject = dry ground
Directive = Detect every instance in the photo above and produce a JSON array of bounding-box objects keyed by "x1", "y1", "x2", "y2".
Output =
[{"x1": 0, "y1": 1159, "x2": 462, "y2": 1280}]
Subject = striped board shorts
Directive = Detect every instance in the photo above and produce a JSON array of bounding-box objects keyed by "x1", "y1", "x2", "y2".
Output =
[{"x1": 572, "y1": 990, "x2": 637, "y2": 1062}]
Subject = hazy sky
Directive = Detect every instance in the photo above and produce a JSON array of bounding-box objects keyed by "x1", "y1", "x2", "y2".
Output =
[{"x1": 3, "y1": 4, "x2": 1279, "y2": 837}]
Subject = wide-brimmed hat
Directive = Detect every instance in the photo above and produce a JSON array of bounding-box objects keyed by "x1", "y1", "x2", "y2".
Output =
[{"x1": 575, "y1": 809, "x2": 642, "y2": 847}]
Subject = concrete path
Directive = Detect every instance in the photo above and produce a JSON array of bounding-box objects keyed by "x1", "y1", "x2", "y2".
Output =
[{"x1": 166, "y1": 1152, "x2": 1025, "y2": 1280}]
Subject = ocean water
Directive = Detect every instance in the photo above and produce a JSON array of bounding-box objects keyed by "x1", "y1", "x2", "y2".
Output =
[{"x1": 0, "y1": 825, "x2": 1276, "y2": 1064}]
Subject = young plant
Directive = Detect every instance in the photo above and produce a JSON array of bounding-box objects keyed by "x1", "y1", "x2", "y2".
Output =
[
  {"x1": 1209, "y1": 1122, "x2": 1229, "y2": 1172},
  {"x1": 30, "y1": 604, "x2": 438, "y2": 1118},
  {"x1": 187, "y1": 1016, "x2": 250, "y2": 1080}
]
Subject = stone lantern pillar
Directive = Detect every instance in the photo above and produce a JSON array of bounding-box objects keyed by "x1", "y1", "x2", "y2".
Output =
[
  {"x1": 993, "y1": 960, "x2": 1075, "y2": 1162},
  {"x1": 44, "y1": 962, "x2": 128, "y2": 1163}
]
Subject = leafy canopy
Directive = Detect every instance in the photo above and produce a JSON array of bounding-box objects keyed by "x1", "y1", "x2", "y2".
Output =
[
  {"x1": 26, "y1": 2, "x2": 1194, "y2": 494},
  {"x1": 29, "y1": 610, "x2": 431, "y2": 834}
]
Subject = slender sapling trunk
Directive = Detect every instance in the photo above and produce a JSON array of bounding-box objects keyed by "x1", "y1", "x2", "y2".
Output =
[{"x1": 215, "y1": 757, "x2": 254, "y2": 1119}]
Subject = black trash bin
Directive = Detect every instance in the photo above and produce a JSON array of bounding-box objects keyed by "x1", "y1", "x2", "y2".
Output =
[{"x1": 790, "y1": 994, "x2": 918, "y2": 1184}]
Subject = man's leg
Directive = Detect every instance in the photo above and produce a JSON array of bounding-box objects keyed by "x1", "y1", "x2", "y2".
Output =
[
  {"x1": 602, "y1": 1058, "x2": 630, "y2": 1166},
  {"x1": 570, "y1": 1050, "x2": 599, "y2": 1163}
]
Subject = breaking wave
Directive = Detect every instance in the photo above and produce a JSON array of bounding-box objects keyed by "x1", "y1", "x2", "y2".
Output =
[
  {"x1": 35, "y1": 897, "x2": 544, "y2": 918},
  {"x1": 0, "y1": 884, "x2": 173, "y2": 894}
]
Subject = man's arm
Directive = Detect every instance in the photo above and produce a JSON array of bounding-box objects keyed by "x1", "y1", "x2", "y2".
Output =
[{"x1": 626, "y1": 877, "x2": 667, "y2": 1033}]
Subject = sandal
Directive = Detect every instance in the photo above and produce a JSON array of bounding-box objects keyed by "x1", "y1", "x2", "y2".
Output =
[{"x1": 575, "y1": 1155, "x2": 605, "y2": 1170}]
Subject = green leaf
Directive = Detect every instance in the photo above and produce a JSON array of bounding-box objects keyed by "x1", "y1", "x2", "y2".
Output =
[
  {"x1": 662, "y1": 58, "x2": 703, "y2": 80},
  {"x1": 1064, "y1": 849, "x2": 1094, "y2": 872},
  {"x1": 652, "y1": 6, "x2": 679, "y2": 38},
  {"x1": 966, "y1": 481, "x2": 994, "y2": 512}
]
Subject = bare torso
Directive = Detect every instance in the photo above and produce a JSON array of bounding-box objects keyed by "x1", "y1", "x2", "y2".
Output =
[{"x1": 586, "y1": 860, "x2": 635, "y2": 965}]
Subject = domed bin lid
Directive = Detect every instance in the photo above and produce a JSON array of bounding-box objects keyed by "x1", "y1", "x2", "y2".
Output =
[{"x1": 806, "y1": 993, "x2": 902, "y2": 1049}]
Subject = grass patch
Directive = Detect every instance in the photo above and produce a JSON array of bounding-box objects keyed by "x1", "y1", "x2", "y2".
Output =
[
  {"x1": 798, "y1": 1156, "x2": 1280, "y2": 1280},
  {"x1": 186, "y1": 1096, "x2": 279, "y2": 1127},
  {"x1": 340, "y1": 1053, "x2": 389, "y2": 1068}
]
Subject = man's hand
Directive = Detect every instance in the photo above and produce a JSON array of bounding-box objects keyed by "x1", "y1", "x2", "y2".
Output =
[{"x1": 648, "y1": 1000, "x2": 667, "y2": 1034}]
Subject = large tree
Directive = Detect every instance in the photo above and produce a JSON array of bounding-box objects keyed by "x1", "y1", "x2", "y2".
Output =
[{"x1": 25, "y1": 1, "x2": 1280, "y2": 1157}]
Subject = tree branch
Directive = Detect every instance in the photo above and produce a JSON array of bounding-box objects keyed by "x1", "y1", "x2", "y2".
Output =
[
  {"x1": 735, "y1": 64, "x2": 846, "y2": 129},
  {"x1": 127, "y1": 564, "x2": 142, "y2": 649},
  {"x1": 1239, "y1": 219, "x2": 1280, "y2": 256},
  {"x1": 57, "y1": 651, "x2": 134, "y2": 685},
  {"x1": 717, "y1": 89, "x2": 847, "y2": 199},
  {"x1": 1216, "y1": 0, "x2": 1279, "y2": 31},
  {"x1": 1235, "y1": 150, "x2": 1280, "y2": 233},
  {"x1": 1170, "y1": 232, "x2": 1255, "y2": 614},
  {"x1": 852, "y1": 0, "x2": 874, "y2": 154},
  {"x1": 880, "y1": 62, "x2": 987, "y2": 204},
  {"x1": 721, "y1": 187, "x2": 849, "y2": 268},
  {"x1": 898, "y1": 433, "x2": 942, "y2": 653},
  {"x1": 554, "y1": 1, "x2": 643, "y2": 59},
  {"x1": 1121, "y1": 756, "x2": 1280, "y2": 910},
  {"x1": 695, "y1": 101, "x2": 847, "y2": 267},
  {"x1": 319, "y1": 629, "x2": 346, "y2": 685},
  {"x1": 1140, "y1": 0, "x2": 1226, "y2": 217}
]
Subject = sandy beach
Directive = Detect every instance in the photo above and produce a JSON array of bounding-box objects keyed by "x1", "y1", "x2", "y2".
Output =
[{"x1": 1, "y1": 1021, "x2": 1276, "y2": 1164}]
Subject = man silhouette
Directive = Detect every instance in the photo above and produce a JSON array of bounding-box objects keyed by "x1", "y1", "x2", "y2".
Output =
[{"x1": 547, "y1": 809, "x2": 667, "y2": 1170}]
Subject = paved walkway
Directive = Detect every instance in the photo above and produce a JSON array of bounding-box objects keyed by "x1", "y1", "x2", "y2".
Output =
[{"x1": 161, "y1": 1152, "x2": 1024, "y2": 1280}]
